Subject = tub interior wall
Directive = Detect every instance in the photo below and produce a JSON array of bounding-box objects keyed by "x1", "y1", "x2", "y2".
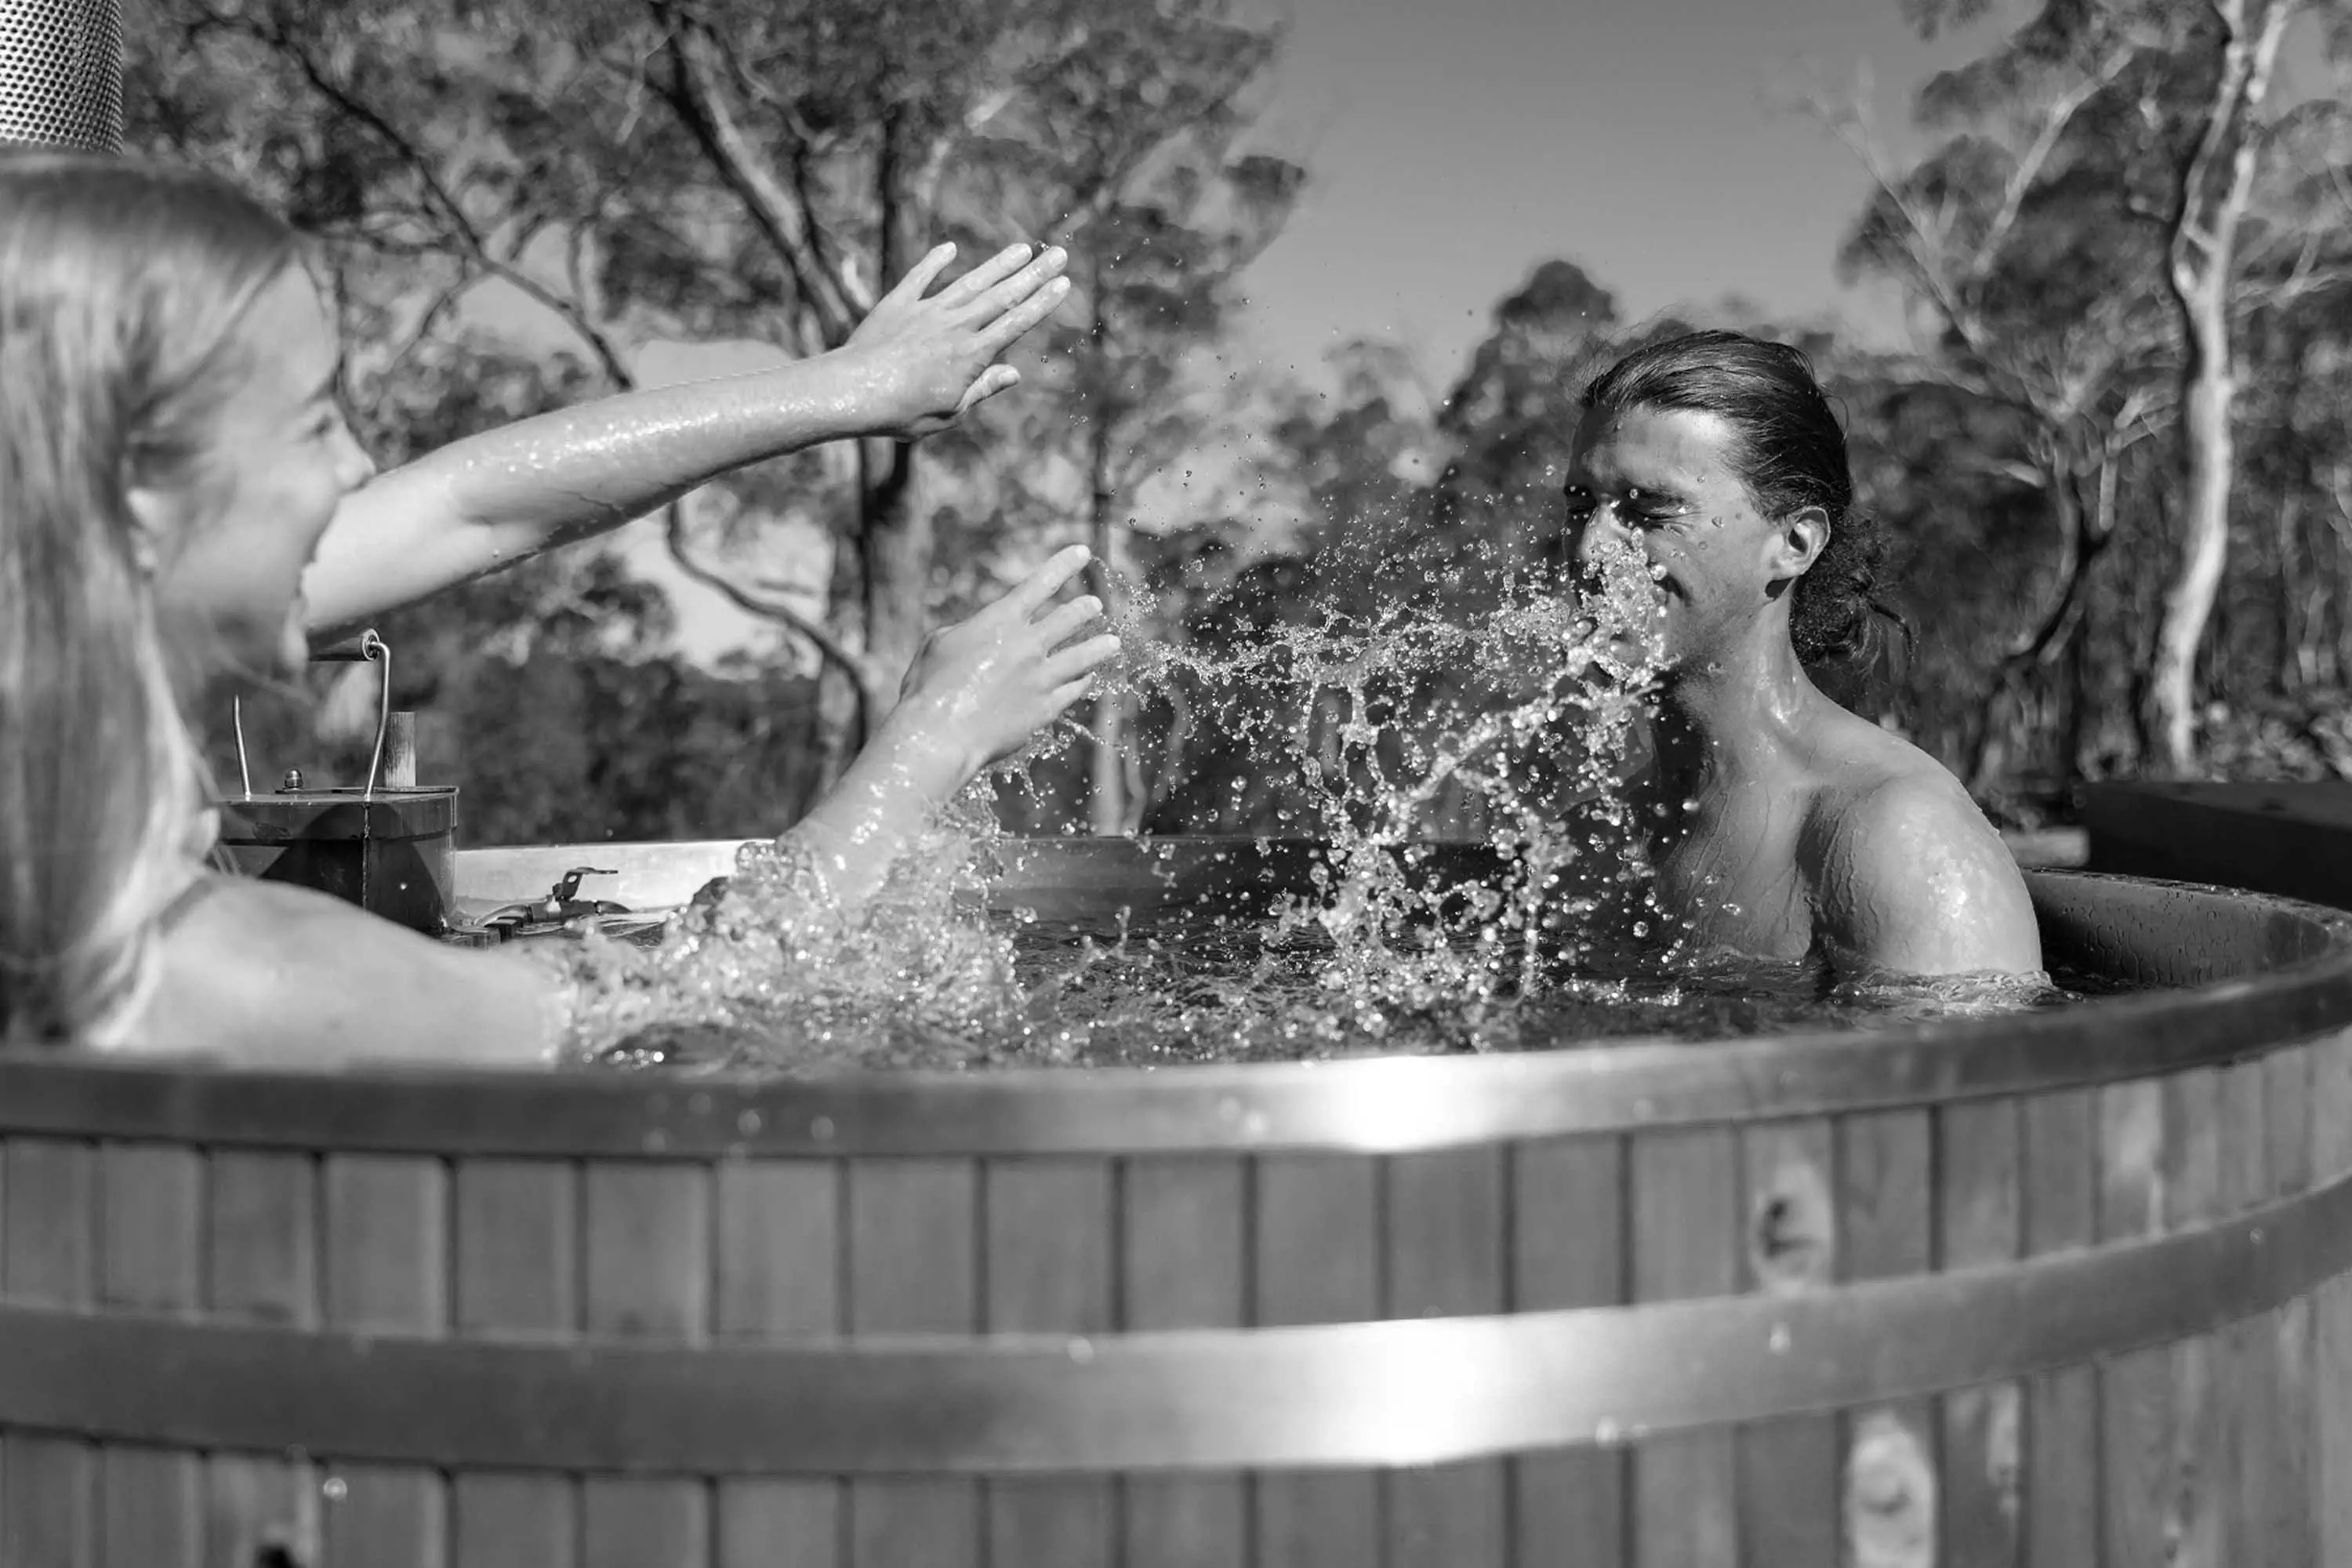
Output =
[{"x1": 456, "y1": 836, "x2": 2350, "y2": 991}]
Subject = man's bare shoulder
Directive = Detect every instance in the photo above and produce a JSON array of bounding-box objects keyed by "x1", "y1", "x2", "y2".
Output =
[{"x1": 1800, "y1": 724, "x2": 2043, "y2": 976}]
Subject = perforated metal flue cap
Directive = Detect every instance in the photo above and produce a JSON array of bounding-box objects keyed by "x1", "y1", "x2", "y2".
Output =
[{"x1": 0, "y1": 0, "x2": 126, "y2": 153}]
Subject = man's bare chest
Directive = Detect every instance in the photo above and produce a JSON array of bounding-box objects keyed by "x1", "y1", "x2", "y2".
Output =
[{"x1": 1645, "y1": 803, "x2": 1817, "y2": 960}]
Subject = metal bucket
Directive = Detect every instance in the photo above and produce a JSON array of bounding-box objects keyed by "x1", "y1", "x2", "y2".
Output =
[
  {"x1": 212, "y1": 632, "x2": 460, "y2": 936},
  {"x1": 212, "y1": 788, "x2": 458, "y2": 935},
  {"x1": 0, "y1": 837, "x2": 2347, "y2": 1566}
]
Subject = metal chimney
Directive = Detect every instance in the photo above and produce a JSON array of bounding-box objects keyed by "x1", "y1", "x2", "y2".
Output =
[{"x1": 0, "y1": 0, "x2": 126, "y2": 154}]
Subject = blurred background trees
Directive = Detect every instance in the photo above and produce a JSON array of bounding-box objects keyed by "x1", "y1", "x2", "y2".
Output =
[{"x1": 128, "y1": 0, "x2": 2352, "y2": 845}]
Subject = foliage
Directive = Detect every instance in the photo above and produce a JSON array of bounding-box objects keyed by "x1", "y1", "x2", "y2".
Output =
[
  {"x1": 134, "y1": 0, "x2": 2352, "y2": 853},
  {"x1": 1827, "y1": 0, "x2": 2352, "y2": 803},
  {"x1": 127, "y1": 0, "x2": 1294, "y2": 761}
]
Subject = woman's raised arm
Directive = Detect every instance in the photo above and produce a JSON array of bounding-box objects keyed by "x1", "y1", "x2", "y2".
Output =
[{"x1": 301, "y1": 242, "x2": 1071, "y2": 638}]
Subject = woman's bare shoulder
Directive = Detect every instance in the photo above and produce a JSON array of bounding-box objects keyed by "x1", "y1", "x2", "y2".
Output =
[{"x1": 111, "y1": 876, "x2": 561, "y2": 1069}]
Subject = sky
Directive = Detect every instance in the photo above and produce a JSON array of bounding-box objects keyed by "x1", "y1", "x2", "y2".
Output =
[
  {"x1": 1231, "y1": 0, "x2": 2016, "y2": 389},
  {"x1": 630, "y1": 0, "x2": 2027, "y2": 659}
]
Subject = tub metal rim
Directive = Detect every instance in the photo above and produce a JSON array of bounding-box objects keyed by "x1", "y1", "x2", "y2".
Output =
[
  {"x1": 9, "y1": 861, "x2": 2350, "y2": 1156},
  {"x1": 1, "y1": 1152, "x2": 2345, "y2": 1473}
]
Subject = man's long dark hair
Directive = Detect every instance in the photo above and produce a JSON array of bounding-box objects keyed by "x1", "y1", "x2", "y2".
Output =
[{"x1": 1581, "y1": 330, "x2": 1907, "y2": 668}]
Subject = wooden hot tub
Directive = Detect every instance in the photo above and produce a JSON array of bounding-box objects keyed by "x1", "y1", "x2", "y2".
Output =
[{"x1": 0, "y1": 838, "x2": 2346, "y2": 1567}]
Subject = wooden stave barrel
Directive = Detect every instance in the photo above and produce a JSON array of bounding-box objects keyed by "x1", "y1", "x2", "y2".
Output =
[{"x1": 0, "y1": 844, "x2": 2346, "y2": 1566}]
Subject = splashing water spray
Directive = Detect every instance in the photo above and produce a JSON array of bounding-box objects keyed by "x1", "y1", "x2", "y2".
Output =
[{"x1": 550, "y1": 525, "x2": 1682, "y2": 1072}]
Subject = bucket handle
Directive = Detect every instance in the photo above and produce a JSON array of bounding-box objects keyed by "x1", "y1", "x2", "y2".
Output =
[{"x1": 230, "y1": 630, "x2": 396, "y2": 802}]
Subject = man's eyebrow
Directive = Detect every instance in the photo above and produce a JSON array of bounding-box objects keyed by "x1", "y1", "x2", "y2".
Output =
[{"x1": 306, "y1": 366, "x2": 342, "y2": 405}]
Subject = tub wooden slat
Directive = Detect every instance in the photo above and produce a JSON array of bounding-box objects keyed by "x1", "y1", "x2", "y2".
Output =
[
  {"x1": 321, "y1": 1154, "x2": 450, "y2": 1568},
  {"x1": 1385, "y1": 1146, "x2": 1508, "y2": 1568},
  {"x1": 451, "y1": 1160, "x2": 579, "y2": 1568},
  {"x1": 2313, "y1": 1031, "x2": 2352, "y2": 1566},
  {"x1": 1629, "y1": 1128, "x2": 1739, "y2": 1568},
  {"x1": 205, "y1": 1150, "x2": 321, "y2": 1568},
  {"x1": 582, "y1": 1163, "x2": 713, "y2": 1568},
  {"x1": 1737, "y1": 1118, "x2": 1840, "y2": 1568},
  {"x1": 1508, "y1": 1134, "x2": 1624, "y2": 1568},
  {"x1": 2216, "y1": 1060, "x2": 2269, "y2": 1568},
  {"x1": 4, "y1": 1138, "x2": 96, "y2": 1568},
  {"x1": 97, "y1": 1143, "x2": 202, "y2": 1568},
  {"x1": 846, "y1": 1160, "x2": 979, "y2": 1568},
  {"x1": 984, "y1": 1158, "x2": 1116, "y2": 1568},
  {"x1": 1254, "y1": 1152, "x2": 1379, "y2": 1568},
  {"x1": 1838, "y1": 1109, "x2": 1936, "y2": 1568},
  {"x1": 1936, "y1": 1098, "x2": 2023, "y2": 1568},
  {"x1": 2097, "y1": 1080, "x2": 2173, "y2": 1568},
  {"x1": 2020, "y1": 1088, "x2": 2097, "y2": 1568},
  {"x1": 2164, "y1": 1071, "x2": 2227, "y2": 1568},
  {"x1": 715, "y1": 1159, "x2": 841, "y2": 1568},
  {"x1": 2262, "y1": 1042, "x2": 2315, "y2": 1568},
  {"x1": 1120, "y1": 1156, "x2": 1247, "y2": 1568}
]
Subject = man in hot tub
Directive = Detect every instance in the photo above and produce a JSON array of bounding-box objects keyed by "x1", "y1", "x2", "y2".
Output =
[{"x1": 1560, "y1": 330, "x2": 2042, "y2": 978}]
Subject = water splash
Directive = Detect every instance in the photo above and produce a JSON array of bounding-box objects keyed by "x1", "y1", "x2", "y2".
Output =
[{"x1": 531, "y1": 529, "x2": 2062, "y2": 1073}]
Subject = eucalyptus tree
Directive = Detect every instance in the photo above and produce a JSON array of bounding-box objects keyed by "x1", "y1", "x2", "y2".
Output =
[
  {"x1": 127, "y1": 0, "x2": 1289, "y2": 787},
  {"x1": 1842, "y1": 0, "x2": 2352, "y2": 777}
]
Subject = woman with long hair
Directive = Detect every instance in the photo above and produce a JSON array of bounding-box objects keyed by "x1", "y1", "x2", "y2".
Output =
[{"x1": 0, "y1": 151, "x2": 1116, "y2": 1060}]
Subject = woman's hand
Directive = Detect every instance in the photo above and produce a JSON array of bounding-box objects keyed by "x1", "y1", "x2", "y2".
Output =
[
  {"x1": 840, "y1": 241, "x2": 1073, "y2": 441},
  {"x1": 887, "y1": 544, "x2": 1121, "y2": 779}
]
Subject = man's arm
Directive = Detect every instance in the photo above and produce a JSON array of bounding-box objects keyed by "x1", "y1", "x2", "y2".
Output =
[
  {"x1": 1813, "y1": 775, "x2": 2044, "y2": 976},
  {"x1": 303, "y1": 241, "x2": 1069, "y2": 638}
]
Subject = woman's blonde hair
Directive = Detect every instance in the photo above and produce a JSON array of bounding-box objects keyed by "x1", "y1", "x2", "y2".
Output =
[{"x1": 0, "y1": 151, "x2": 297, "y2": 1043}]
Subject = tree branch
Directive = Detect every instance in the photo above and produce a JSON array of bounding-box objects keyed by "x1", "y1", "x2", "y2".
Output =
[
  {"x1": 1816, "y1": 93, "x2": 2000, "y2": 376},
  {"x1": 2167, "y1": 0, "x2": 2288, "y2": 298},
  {"x1": 250, "y1": 15, "x2": 638, "y2": 386},
  {"x1": 652, "y1": 9, "x2": 866, "y2": 342},
  {"x1": 660, "y1": 503, "x2": 881, "y2": 746},
  {"x1": 362, "y1": 268, "x2": 480, "y2": 416},
  {"x1": 1978, "y1": 47, "x2": 2133, "y2": 270}
]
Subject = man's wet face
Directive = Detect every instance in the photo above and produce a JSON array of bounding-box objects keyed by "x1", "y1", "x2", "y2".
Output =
[{"x1": 1563, "y1": 404, "x2": 1775, "y2": 670}]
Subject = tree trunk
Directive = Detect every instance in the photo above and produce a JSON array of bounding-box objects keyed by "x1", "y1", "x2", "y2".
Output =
[
  {"x1": 857, "y1": 111, "x2": 933, "y2": 691},
  {"x1": 2060, "y1": 589, "x2": 2092, "y2": 792},
  {"x1": 1083, "y1": 253, "x2": 1128, "y2": 836},
  {"x1": 2275, "y1": 492, "x2": 2301, "y2": 698},
  {"x1": 1966, "y1": 456, "x2": 2096, "y2": 793},
  {"x1": 1084, "y1": 514, "x2": 1127, "y2": 833},
  {"x1": 2137, "y1": 0, "x2": 2292, "y2": 775},
  {"x1": 2143, "y1": 302, "x2": 2236, "y2": 773}
]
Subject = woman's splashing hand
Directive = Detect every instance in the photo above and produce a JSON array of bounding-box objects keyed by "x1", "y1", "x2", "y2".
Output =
[
  {"x1": 843, "y1": 242, "x2": 1073, "y2": 441},
  {"x1": 776, "y1": 546, "x2": 1118, "y2": 907},
  {"x1": 889, "y1": 544, "x2": 1122, "y2": 779}
]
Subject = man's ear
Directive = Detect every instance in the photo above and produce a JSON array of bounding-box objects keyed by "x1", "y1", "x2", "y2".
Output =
[{"x1": 1766, "y1": 505, "x2": 1830, "y2": 584}]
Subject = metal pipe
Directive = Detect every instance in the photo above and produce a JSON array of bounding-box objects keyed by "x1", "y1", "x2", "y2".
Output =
[{"x1": 382, "y1": 711, "x2": 418, "y2": 790}]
